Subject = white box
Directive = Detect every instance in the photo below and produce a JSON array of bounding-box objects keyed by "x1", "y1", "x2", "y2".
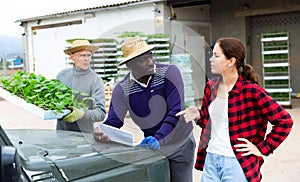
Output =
[{"x1": 0, "y1": 87, "x2": 70, "y2": 120}]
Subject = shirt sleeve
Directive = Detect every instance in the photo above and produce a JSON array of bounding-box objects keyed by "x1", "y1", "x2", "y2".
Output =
[
  {"x1": 82, "y1": 75, "x2": 106, "y2": 122},
  {"x1": 198, "y1": 82, "x2": 212, "y2": 128},
  {"x1": 153, "y1": 64, "x2": 185, "y2": 141},
  {"x1": 103, "y1": 84, "x2": 127, "y2": 128},
  {"x1": 255, "y1": 86, "x2": 293, "y2": 156}
]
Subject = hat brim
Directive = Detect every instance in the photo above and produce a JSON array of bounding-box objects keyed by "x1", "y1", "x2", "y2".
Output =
[
  {"x1": 64, "y1": 45, "x2": 99, "y2": 55},
  {"x1": 118, "y1": 45, "x2": 155, "y2": 66}
]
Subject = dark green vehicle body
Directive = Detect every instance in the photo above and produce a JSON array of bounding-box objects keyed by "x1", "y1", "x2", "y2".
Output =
[{"x1": 0, "y1": 126, "x2": 170, "y2": 181}]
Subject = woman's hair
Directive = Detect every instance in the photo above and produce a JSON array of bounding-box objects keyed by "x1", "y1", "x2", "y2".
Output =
[{"x1": 216, "y1": 37, "x2": 260, "y2": 85}]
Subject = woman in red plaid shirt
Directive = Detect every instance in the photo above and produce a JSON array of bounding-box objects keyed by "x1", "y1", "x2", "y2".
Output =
[{"x1": 176, "y1": 37, "x2": 293, "y2": 182}]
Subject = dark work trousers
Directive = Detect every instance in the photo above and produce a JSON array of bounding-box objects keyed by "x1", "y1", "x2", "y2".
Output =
[{"x1": 165, "y1": 135, "x2": 196, "y2": 182}]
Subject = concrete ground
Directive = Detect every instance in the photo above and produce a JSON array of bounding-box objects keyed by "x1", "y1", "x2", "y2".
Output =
[{"x1": 1, "y1": 97, "x2": 299, "y2": 182}]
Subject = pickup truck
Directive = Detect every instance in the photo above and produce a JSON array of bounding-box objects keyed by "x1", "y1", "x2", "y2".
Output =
[{"x1": 0, "y1": 125, "x2": 170, "y2": 181}]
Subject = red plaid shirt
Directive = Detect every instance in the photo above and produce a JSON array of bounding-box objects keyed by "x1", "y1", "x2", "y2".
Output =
[{"x1": 195, "y1": 75, "x2": 293, "y2": 182}]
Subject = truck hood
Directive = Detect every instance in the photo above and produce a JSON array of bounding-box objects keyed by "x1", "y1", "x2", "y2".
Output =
[{"x1": 6, "y1": 129, "x2": 167, "y2": 181}]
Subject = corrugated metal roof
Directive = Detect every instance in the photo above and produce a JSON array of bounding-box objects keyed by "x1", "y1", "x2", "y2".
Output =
[{"x1": 16, "y1": 0, "x2": 150, "y2": 23}]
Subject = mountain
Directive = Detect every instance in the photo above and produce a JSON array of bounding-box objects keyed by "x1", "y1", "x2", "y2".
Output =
[{"x1": 0, "y1": 35, "x2": 23, "y2": 60}]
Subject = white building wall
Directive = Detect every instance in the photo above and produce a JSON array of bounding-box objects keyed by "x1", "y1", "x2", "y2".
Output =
[{"x1": 24, "y1": 3, "x2": 161, "y2": 78}]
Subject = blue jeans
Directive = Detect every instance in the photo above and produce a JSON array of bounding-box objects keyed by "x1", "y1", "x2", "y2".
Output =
[{"x1": 201, "y1": 152, "x2": 248, "y2": 182}]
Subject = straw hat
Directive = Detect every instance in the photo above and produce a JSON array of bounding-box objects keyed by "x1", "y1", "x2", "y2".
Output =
[
  {"x1": 119, "y1": 37, "x2": 155, "y2": 66},
  {"x1": 64, "y1": 40, "x2": 98, "y2": 55}
]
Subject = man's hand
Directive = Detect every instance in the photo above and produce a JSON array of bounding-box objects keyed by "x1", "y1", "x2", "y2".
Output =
[
  {"x1": 93, "y1": 126, "x2": 110, "y2": 142},
  {"x1": 139, "y1": 136, "x2": 160, "y2": 150},
  {"x1": 176, "y1": 106, "x2": 200, "y2": 123},
  {"x1": 62, "y1": 107, "x2": 84, "y2": 123}
]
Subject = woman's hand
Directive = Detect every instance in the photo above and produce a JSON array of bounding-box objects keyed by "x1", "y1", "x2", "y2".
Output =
[
  {"x1": 176, "y1": 106, "x2": 200, "y2": 123},
  {"x1": 93, "y1": 126, "x2": 110, "y2": 142},
  {"x1": 234, "y1": 138, "x2": 262, "y2": 157}
]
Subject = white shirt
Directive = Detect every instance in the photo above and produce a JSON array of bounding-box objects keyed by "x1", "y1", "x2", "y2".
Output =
[{"x1": 206, "y1": 97, "x2": 236, "y2": 157}]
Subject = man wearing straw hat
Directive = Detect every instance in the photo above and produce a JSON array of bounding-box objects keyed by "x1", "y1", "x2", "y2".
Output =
[
  {"x1": 56, "y1": 39, "x2": 106, "y2": 133},
  {"x1": 94, "y1": 37, "x2": 195, "y2": 182}
]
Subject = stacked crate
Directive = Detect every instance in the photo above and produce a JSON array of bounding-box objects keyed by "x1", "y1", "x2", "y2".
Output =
[
  {"x1": 147, "y1": 38, "x2": 170, "y2": 64},
  {"x1": 91, "y1": 39, "x2": 118, "y2": 82},
  {"x1": 115, "y1": 37, "x2": 132, "y2": 82},
  {"x1": 261, "y1": 32, "x2": 292, "y2": 108},
  {"x1": 105, "y1": 84, "x2": 113, "y2": 114},
  {"x1": 171, "y1": 54, "x2": 194, "y2": 107}
]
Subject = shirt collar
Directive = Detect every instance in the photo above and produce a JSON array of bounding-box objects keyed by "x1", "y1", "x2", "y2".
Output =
[
  {"x1": 129, "y1": 64, "x2": 156, "y2": 88},
  {"x1": 230, "y1": 75, "x2": 244, "y2": 94},
  {"x1": 212, "y1": 75, "x2": 244, "y2": 95}
]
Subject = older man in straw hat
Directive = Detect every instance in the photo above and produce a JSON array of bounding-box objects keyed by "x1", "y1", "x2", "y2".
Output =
[
  {"x1": 56, "y1": 39, "x2": 106, "y2": 133},
  {"x1": 94, "y1": 37, "x2": 196, "y2": 182}
]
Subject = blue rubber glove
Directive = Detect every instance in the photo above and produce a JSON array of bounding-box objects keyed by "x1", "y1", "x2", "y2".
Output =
[{"x1": 139, "y1": 136, "x2": 160, "y2": 150}]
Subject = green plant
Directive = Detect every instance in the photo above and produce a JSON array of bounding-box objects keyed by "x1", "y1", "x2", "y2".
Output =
[
  {"x1": 114, "y1": 31, "x2": 169, "y2": 39},
  {"x1": 115, "y1": 31, "x2": 146, "y2": 38},
  {"x1": 66, "y1": 38, "x2": 92, "y2": 43},
  {"x1": 91, "y1": 38, "x2": 116, "y2": 43},
  {"x1": 262, "y1": 31, "x2": 288, "y2": 38},
  {"x1": 264, "y1": 67, "x2": 288, "y2": 72},
  {"x1": 270, "y1": 92, "x2": 290, "y2": 101},
  {"x1": 265, "y1": 80, "x2": 288, "y2": 85},
  {"x1": 263, "y1": 42, "x2": 288, "y2": 51},
  {"x1": 147, "y1": 33, "x2": 169, "y2": 39},
  {"x1": 0, "y1": 71, "x2": 93, "y2": 113}
]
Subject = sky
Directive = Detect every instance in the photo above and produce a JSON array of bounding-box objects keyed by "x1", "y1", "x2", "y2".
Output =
[{"x1": 0, "y1": 0, "x2": 105, "y2": 38}]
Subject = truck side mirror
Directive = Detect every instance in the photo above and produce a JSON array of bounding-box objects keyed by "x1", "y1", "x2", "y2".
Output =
[{"x1": 1, "y1": 146, "x2": 22, "y2": 182}]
